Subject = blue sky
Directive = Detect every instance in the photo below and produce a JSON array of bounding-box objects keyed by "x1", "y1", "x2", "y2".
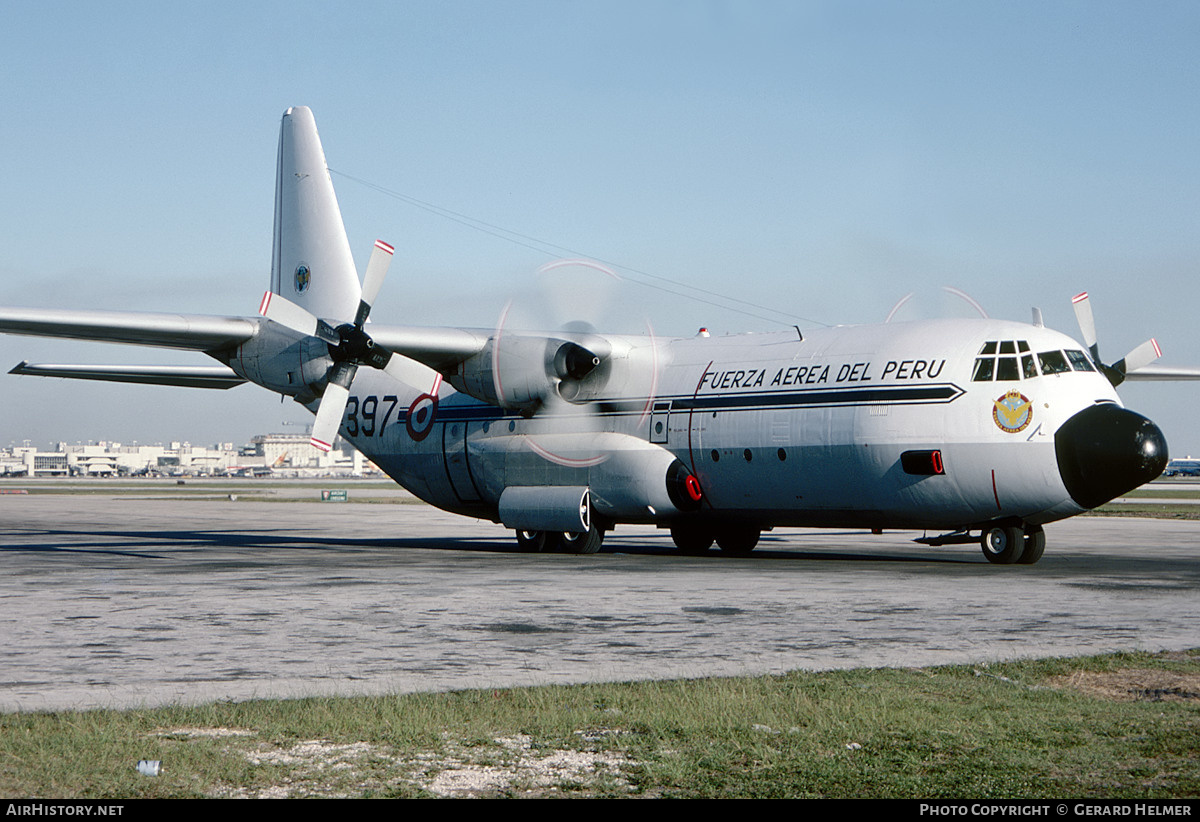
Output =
[{"x1": 2, "y1": 1, "x2": 1199, "y2": 453}]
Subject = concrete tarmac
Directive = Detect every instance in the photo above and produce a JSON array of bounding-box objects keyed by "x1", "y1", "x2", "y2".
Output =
[{"x1": 1, "y1": 494, "x2": 1197, "y2": 712}]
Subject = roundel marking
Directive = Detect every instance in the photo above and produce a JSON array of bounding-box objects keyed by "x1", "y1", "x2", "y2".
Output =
[
  {"x1": 993, "y1": 390, "x2": 1033, "y2": 434},
  {"x1": 405, "y1": 393, "x2": 439, "y2": 441}
]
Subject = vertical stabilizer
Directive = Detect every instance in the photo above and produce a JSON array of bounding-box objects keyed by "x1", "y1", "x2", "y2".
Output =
[{"x1": 270, "y1": 106, "x2": 360, "y2": 322}]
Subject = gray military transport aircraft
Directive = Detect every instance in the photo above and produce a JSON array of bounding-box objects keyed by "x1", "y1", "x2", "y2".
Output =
[{"x1": 2, "y1": 107, "x2": 1196, "y2": 564}]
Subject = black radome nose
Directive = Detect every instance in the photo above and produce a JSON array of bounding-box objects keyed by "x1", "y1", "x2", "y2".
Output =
[{"x1": 1055, "y1": 404, "x2": 1168, "y2": 509}]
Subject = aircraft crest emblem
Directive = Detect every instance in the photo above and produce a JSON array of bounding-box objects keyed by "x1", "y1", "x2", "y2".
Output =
[
  {"x1": 993, "y1": 390, "x2": 1033, "y2": 433},
  {"x1": 294, "y1": 264, "x2": 310, "y2": 294}
]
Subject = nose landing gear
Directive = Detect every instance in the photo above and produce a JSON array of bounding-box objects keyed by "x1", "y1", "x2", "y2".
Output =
[{"x1": 980, "y1": 522, "x2": 1045, "y2": 565}]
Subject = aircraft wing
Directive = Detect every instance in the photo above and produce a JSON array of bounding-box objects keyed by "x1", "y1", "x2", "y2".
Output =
[
  {"x1": 0, "y1": 307, "x2": 259, "y2": 352},
  {"x1": 1, "y1": 305, "x2": 510, "y2": 386},
  {"x1": 8, "y1": 362, "x2": 246, "y2": 389},
  {"x1": 367, "y1": 325, "x2": 492, "y2": 374}
]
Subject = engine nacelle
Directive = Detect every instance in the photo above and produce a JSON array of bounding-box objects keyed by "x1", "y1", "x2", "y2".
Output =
[
  {"x1": 449, "y1": 334, "x2": 610, "y2": 412},
  {"x1": 229, "y1": 323, "x2": 332, "y2": 398}
]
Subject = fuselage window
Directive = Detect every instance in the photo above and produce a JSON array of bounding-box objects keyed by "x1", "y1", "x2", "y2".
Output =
[
  {"x1": 1038, "y1": 350, "x2": 1071, "y2": 375},
  {"x1": 1022, "y1": 354, "x2": 1038, "y2": 379},
  {"x1": 1065, "y1": 350, "x2": 1096, "y2": 372},
  {"x1": 972, "y1": 358, "x2": 995, "y2": 381},
  {"x1": 996, "y1": 357, "x2": 1020, "y2": 380}
]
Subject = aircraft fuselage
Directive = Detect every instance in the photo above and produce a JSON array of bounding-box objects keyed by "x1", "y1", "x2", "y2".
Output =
[{"x1": 232, "y1": 315, "x2": 1165, "y2": 539}]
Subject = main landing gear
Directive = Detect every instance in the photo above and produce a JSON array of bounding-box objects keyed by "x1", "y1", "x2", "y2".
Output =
[
  {"x1": 515, "y1": 523, "x2": 604, "y2": 554},
  {"x1": 980, "y1": 523, "x2": 1045, "y2": 565},
  {"x1": 670, "y1": 522, "x2": 761, "y2": 556}
]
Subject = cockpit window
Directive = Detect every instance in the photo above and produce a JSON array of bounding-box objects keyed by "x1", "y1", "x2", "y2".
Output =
[
  {"x1": 973, "y1": 340, "x2": 1033, "y2": 381},
  {"x1": 1066, "y1": 350, "x2": 1096, "y2": 372},
  {"x1": 972, "y1": 358, "x2": 995, "y2": 382},
  {"x1": 996, "y1": 357, "x2": 1020, "y2": 380},
  {"x1": 1022, "y1": 354, "x2": 1038, "y2": 379},
  {"x1": 1038, "y1": 350, "x2": 1071, "y2": 375}
]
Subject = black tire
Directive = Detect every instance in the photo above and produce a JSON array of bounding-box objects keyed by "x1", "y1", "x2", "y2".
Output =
[
  {"x1": 1017, "y1": 526, "x2": 1046, "y2": 565},
  {"x1": 716, "y1": 525, "x2": 760, "y2": 556},
  {"x1": 671, "y1": 522, "x2": 714, "y2": 555},
  {"x1": 560, "y1": 525, "x2": 603, "y2": 555},
  {"x1": 981, "y1": 525, "x2": 1025, "y2": 564},
  {"x1": 515, "y1": 530, "x2": 549, "y2": 553}
]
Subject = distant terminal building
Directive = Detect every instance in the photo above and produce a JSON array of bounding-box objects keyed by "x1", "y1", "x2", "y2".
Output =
[{"x1": 0, "y1": 434, "x2": 368, "y2": 478}]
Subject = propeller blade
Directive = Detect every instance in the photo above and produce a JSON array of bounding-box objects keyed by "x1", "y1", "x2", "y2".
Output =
[
  {"x1": 259, "y1": 290, "x2": 316, "y2": 336},
  {"x1": 1117, "y1": 338, "x2": 1162, "y2": 377},
  {"x1": 259, "y1": 291, "x2": 340, "y2": 345},
  {"x1": 1071, "y1": 291, "x2": 1100, "y2": 362},
  {"x1": 309, "y1": 361, "x2": 357, "y2": 452},
  {"x1": 354, "y1": 239, "x2": 394, "y2": 327},
  {"x1": 381, "y1": 350, "x2": 441, "y2": 389}
]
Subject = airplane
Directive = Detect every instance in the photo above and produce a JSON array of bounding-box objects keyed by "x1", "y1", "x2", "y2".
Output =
[{"x1": 3, "y1": 106, "x2": 1197, "y2": 565}]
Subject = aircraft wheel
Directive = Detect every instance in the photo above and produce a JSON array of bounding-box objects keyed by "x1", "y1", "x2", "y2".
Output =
[
  {"x1": 981, "y1": 524, "x2": 1025, "y2": 564},
  {"x1": 716, "y1": 525, "x2": 760, "y2": 556},
  {"x1": 515, "y1": 530, "x2": 549, "y2": 553},
  {"x1": 671, "y1": 522, "x2": 714, "y2": 555},
  {"x1": 1017, "y1": 526, "x2": 1046, "y2": 565},
  {"x1": 559, "y1": 525, "x2": 604, "y2": 555}
]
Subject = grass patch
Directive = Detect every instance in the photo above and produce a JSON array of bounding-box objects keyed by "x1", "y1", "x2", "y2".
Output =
[
  {"x1": 1122, "y1": 489, "x2": 1200, "y2": 500},
  {"x1": 1, "y1": 651, "x2": 1197, "y2": 798},
  {"x1": 1085, "y1": 504, "x2": 1200, "y2": 520}
]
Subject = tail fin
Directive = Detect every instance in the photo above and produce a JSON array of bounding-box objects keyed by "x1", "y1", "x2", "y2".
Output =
[{"x1": 269, "y1": 106, "x2": 361, "y2": 322}]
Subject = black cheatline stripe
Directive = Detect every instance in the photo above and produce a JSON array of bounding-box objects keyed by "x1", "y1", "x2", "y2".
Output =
[
  {"x1": 678, "y1": 383, "x2": 964, "y2": 411},
  {"x1": 393, "y1": 383, "x2": 964, "y2": 425}
]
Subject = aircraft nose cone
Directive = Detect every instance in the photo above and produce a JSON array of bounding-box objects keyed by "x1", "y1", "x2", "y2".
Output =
[{"x1": 1055, "y1": 404, "x2": 1168, "y2": 509}]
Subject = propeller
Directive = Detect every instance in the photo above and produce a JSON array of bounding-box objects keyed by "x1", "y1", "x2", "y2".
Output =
[
  {"x1": 259, "y1": 239, "x2": 415, "y2": 451},
  {"x1": 885, "y1": 286, "x2": 989, "y2": 323},
  {"x1": 1070, "y1": 291, "x2": 1161, "y2": 386},
  {"x1": 490, "y1": 259, "x2": 661, "y2": 467}
]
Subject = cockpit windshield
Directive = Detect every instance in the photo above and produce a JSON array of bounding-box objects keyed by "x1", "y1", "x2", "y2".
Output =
[{"x1": 972, "y1": 340, "x2": 1098, "y2": 382}]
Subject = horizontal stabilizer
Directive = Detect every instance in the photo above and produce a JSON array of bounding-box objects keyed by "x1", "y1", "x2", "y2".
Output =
[
  {"x1": 9, "y1": 361, "x2": 247, "y2": 389},
  {"x1": 0, "y1": 307, "x2": 258, "y2": 352}
]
